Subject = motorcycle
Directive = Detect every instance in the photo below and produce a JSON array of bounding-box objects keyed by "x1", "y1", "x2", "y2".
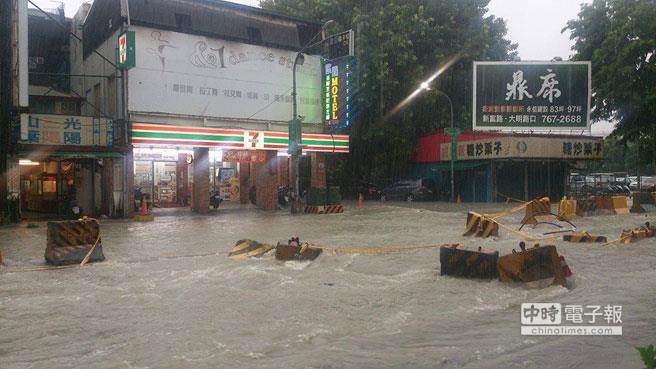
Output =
[
  {"x1": 278, "y1": 186, "x2": 290, "y2": 207},
  {"x1": 210, "y1": 190, "x2": 223, "y2": 209}
]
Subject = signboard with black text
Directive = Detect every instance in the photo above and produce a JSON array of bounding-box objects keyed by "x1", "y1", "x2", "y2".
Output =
[
  {"x1": 473, "y1": 61, "x2": 591, "y2": 131},
  {"x1": 440, "y1": 136, "x2": 602, "y2": 161}
]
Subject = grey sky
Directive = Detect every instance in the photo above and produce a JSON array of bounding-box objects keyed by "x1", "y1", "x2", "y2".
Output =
[
  {"x1": 34, "y1": 0, "x2": 589, "y2": 61},
  {"x1": 31, "y1": 0, "x2": 611, "y2": 135}
]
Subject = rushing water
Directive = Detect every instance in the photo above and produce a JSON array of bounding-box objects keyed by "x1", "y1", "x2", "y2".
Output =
[{"x1": 1, "y1": 202, "x2": 654, "y2": 369}]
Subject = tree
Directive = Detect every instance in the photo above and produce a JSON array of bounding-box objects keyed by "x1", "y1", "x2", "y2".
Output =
[
  {"x1": 261, "y1": 0, "x2": 517, "y2": 190},
  {"x1": 565, "y1": 0, "x2": 656, "y2": 144}
]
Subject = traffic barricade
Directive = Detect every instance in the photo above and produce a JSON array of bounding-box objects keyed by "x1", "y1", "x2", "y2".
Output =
[
  {"x1": 439, "y1": 245, "x2": 498, "y2": 279},
  {"x1": 45, "y1": 218, "x2": 105, "y2": 265},
  {"x1": 463, "y1": 212, "x2": 499, "y2": 238},
  {"x1": 497, "y1": 244, "x2": 566, "y2": 288}
]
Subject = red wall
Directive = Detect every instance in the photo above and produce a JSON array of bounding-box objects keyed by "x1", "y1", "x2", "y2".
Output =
[{"x1": 413, "y1": 130, "x2": 504, "y2": 163}]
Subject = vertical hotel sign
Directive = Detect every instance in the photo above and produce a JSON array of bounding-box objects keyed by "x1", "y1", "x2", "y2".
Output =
[
  {"x1": 323, "y1": 57, "x2": 354, "y2": 132},
  {"x1": 118, "y1": 31, "x2": 136, "y2": 70}
]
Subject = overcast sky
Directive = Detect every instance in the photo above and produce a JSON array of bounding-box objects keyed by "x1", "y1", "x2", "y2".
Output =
[{"x1": 30, "y1": 0, "x2": 612, "y2": 135}]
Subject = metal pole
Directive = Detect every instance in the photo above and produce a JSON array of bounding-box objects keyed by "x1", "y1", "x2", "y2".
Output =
[
  {"x1": 289, "y1": 20, "x2": 335, "y2": 214},
  {"x1": 290, "y1": 56, "x2": 301, "y2": 214},
  {"x1": 434, "y1": 89, "x2": 455, "y2": 202}
]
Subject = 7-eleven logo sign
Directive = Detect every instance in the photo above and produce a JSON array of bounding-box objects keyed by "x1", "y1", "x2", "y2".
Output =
[
  {"x1": 245, "y1": 131, "x2": 264, "y2": 150},
  {"x1": 118, "y1": 31, "x2": 135, "y2": 70},
  {"x1": 119, "y1": 34, "x2": 127, "y2": 64}
]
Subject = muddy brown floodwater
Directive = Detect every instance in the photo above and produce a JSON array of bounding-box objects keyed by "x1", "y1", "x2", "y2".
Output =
[{"x1": 1, "y1": 201, "x2": 654, "y2": 369}]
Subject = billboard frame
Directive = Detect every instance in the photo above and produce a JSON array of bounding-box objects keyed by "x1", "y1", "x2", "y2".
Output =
[{"x1": 472, "y1": 60, "x2": 592, "y2": 132}]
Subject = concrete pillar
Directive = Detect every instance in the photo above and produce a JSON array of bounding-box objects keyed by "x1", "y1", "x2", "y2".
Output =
[
  {"x1": 524, "y1": 161, "x2": 529, "y2": 201},
  {"x1": 101, "y1": 158, "x2": 112, "y2": 216},
  {"x1": 192, "y1": 147, "x2": 209, "y2": 214},
  {"x1": 239, "y1": 162, "x2": 250, "y2": 204},
  {"x1": 277, "y1": 156, "x2": 289, "y2": 188},
  {"x1": 177, "y1": 153, "x2": 189, "y2": 206},
  {"x1": 310, "y1": 152, "x2": 327, "y2": 188},
  {"x1": 255, "y1": 151, "x2": 278, "y2": 211},
  {"x1": 125, "y1": 150, "x2": 134, "y2": 216}
]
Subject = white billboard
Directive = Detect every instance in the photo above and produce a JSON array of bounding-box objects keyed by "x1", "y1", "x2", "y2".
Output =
[{"x1": 128, "y1": 26, "x2": 323, "y2": 123}]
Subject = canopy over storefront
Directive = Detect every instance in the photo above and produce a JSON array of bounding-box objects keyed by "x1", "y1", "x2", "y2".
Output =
[
  {"x1": 131, "y1": 123, "x2": 349, "y2": 153},
  {"x1": 414, "y1": 130, "x2": 603, "y2": 163}
]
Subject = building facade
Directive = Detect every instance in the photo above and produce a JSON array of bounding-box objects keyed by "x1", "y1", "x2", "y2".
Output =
[
  {"x1": 413, "y1": 130, "x2": 604, "y2": 202},
  {"x1": 9, "y1": 5, "x2": 128, "y2": 220},
  {"x1": 75, "y1": 0, "x2": 349, "y2": 213}
]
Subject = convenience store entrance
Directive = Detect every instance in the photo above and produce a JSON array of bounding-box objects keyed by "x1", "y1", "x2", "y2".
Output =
[{"x1": 134, "y1": 160, "x2": 179, "y2": 208}]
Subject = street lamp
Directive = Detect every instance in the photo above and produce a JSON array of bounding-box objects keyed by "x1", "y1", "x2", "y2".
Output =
[
  {"x1": 290, "y1": 19, "x2": 336, "y2": 214},
  {"x1": 421, "y1": 84, "x2": 456, "y2": 202}
]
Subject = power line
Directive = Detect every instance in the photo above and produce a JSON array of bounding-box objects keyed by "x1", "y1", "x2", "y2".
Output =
[{"x1": 27, "y1": 0, "x2": 119, "y2": 70}]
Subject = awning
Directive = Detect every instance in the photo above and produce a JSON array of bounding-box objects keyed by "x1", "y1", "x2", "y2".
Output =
[
  {"x1": 21, "y1": 151, "x2": 124, "y2": 160},
  {"x1": 131, "y1": 122, "x2": 349, "y2": 153}
]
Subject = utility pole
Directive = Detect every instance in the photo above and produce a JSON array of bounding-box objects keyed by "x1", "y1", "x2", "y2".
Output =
[{"x1": 290, "y1": 20, "x2": 336, "y2": 214}]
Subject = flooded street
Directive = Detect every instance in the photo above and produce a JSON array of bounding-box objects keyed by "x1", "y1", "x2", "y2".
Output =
[{"x1": 1, "y1": 202, "x2": 654, "y2": 369}]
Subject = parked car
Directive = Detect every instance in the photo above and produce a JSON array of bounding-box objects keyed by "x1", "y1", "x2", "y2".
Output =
[
  {"x1": 380, "y1": 178, "x2": 437, "y2": 202},
  {"x1": 629, "y1": 176, "x2": 656, "y2": 191},
  {"x1": 358, "y1": 181, "x2": 382, "y2": 200}
]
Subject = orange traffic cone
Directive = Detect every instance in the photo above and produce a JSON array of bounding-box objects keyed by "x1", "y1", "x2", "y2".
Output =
[
  {"x1": 140, "y1": 195, "x2": 149, "y2": 216},
  {"x1": 358, "y1": 193, "x2": 363, "y2": 209},
  {"x1": 456, "y1": 194, "x2": 462, "y2": 204},
  {"x1": 133, "y1": 195, "x2": 154, "y2": 221}
]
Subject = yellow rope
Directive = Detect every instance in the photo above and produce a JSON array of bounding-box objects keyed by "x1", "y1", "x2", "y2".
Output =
[
  {"x1": 497, "y1": 192, "x2": 528, "y2": 204},
  {"x1": 312, "y1": 243, "x2": 457, "y2": 256},
  {"x1": 489, "y1": 202, "x2": 529, "y2": 221}
]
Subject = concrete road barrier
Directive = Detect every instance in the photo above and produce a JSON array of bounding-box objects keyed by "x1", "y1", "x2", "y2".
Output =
[
  {"x1": 563, "y1": 232, "x2": 607, "y2": 243},
  {"x1": 463, "y1": 212, "x2": 499, "y2": 238},
  {"x1": 439, "y1": 245, "x2": 498, "y2": 279},
  {"x1": 497, "y1": 245, "x2": 566, "y2": 288},
  {"x1": 228, "y1": 239, "x2": 274, "y2": 259},
  {"x1": 45, "y1": 219, "x2": 105, "y2": 265},
  {"x1": 521, "y1": 197, "x2": 552, "y2": 224},
  {"x1": 558, "y1": 199, "x2": 577, "y2": 221}
]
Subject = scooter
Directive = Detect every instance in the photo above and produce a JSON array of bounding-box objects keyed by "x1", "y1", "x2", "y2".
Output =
[
  {"x1": 210, "y1": 190, "x2": 223, "y2": 209},
  {"x1": 278, "y1": 186, "x2": 290, "y2": 207}
]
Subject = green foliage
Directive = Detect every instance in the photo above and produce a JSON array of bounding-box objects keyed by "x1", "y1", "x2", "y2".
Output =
[
  {"x1": 588, "y1": 135, "x2": 656, "y2": 175},
  {"x1": 637, "y1": 345, "x2": 656, "y2": 369},
  {"x1": 565, "y1": 0, "x2": 656, "y2": 143},
  {"x1": 261, "y1": 0, "x2": 517, "y2": 189}
]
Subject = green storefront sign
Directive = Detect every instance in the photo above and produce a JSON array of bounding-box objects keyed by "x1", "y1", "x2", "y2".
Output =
[
  {"x1": 118, "y1": 31, "x2": 135, "y2": 70},
  {"x1": 473, "y1": 61, "x2": 591, "y2": 131}
]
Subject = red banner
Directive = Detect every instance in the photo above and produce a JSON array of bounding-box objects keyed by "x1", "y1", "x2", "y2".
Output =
[{"x1": 222, "y1": 150, "x2": 267, "y2": 163}]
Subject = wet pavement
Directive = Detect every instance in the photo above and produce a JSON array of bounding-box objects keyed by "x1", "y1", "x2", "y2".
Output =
[{"x1": 1, "y1": 201, "x2": 654, "y2": 369}]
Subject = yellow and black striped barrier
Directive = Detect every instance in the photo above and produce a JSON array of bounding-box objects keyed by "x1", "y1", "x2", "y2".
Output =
[
  {"x1": 563, "y1": 232, "x2": 607, "y2": 243},
  {"x1": 558, "y1": 198, "x2": 577, "y2": 221},
  {"x1": 324, "y1": 204, "x2": 344, "y2": 214},
  {"x1": 521, "y1": 197, "x2": 552, "y2": 225},
  {"x1": 463, "y1": 211, "x2": 499, "y2": 238},
  {"x1": 228, "y1": 239, "x2": 275, "y2": 260},
  {"x1": 304, "y1": 205, "x2": 345, "y2": 214},
  {"x1": 45, "y1": 218, "x2": 105, "y2": 265}
]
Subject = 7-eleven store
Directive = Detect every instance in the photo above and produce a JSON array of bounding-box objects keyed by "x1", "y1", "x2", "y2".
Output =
[{"x1": 129, "y1": 123, "x2": 349, "y2": 213}]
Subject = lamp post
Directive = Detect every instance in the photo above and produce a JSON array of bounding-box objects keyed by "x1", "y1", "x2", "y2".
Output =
[
  {"x1": 290, "y1": 20, "x2": 336, "y2": 214},
  {"x1": 435, "y1": 89, "x2": 456, "y2": 203},
  {"x1": 421, "y1": 83, "x2": 456, "y2": 202}
]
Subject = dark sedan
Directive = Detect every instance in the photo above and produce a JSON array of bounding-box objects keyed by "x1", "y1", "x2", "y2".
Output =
[{"x1": 380, "y1": 178, "x2": 437, "y2": 202}]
